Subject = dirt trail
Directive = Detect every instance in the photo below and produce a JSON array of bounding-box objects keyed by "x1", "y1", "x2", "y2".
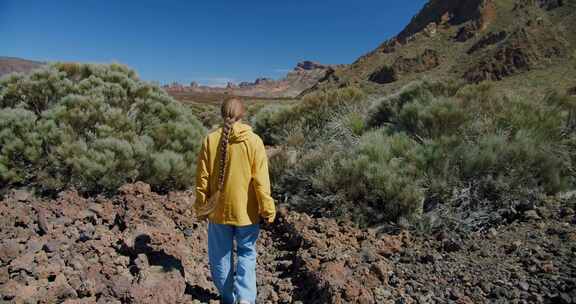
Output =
[
  {"x1": 0, "y1": 183, "x2": 575, "y2": 303},
  {"x1": 177, "y1": 211, "x2": 306, "y2": 304}
]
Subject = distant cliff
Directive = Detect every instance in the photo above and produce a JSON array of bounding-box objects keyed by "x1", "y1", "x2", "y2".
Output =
[
  {"x1": 0, "y1": 57, "x2": 45, "y2": 77},
  {"x1": 165, "y1": 61, "x2": 345, "y2": 99},
  {"x1": 310, "y1": 0, "x2": 576, "y2": 94}
]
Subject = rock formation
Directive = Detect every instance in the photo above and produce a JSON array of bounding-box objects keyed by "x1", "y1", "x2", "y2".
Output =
[
  {"x1": 0, "y1": 57, "x2": 44, "y2": 78},
  {"x1": 311, "y1": 0, "x2": 575, "y2": 94},
  {"x1": 165, "y1": 61, "x2": 342, "y2": 99}
]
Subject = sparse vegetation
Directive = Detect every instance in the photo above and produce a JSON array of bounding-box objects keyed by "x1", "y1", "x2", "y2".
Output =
[
  {"x1": 0, "y1": 63, "x2": 206, "y2": 195},
  {"x1": 255, "y1": 81, "x2": 576, "y2": 226},
  {"x1": 252, "y1": 87, "x2": 366, "y2": 146}
]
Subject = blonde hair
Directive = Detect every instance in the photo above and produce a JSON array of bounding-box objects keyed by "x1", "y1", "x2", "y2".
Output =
[{"x1": 217, "y1": 98, "x2": 245, "y2": 190}]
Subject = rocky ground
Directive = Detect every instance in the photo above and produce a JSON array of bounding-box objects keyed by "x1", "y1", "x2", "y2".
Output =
[{"x1": 0, "y1": 182, "x2": 575, "y2": 303}]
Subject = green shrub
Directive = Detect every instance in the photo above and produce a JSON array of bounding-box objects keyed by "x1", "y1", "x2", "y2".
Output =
[
  {"x1": 299, "y1": 86, "x2": 365, "y2": 117},
  {"x1": 0, "y1": 63, "x2": 206, "y2": 194},
  {"x1": 252, "y1": 86, "x2": 366, "y2": 145},
  {"x1": 367, "y1": 81, "x2": 574, "y2": 204},
  {"x1": 312, "y1": 130, "x2": 424, "y2": 223},
  {"x1": 367, "y1": 81, "x2": 437, "y2": 128},
  {"x1": 397, "y1": 97, "x2": 468, "y2": 139},
  {"x1": 458, "y1": 131, "x2": 569, "y2": 194},
  {"x1": 269, "y1": 81, "x2": 575, "y2": 227},
  {"x1": 340, "y1": 111, "x2": 366, "y2": 137},
  {"x1": 251, "y1": 103, "x2": 294, "y2": 145},
  {"x1": 188, "y1": 102, "x2": 221, "y2": 129},
  {"x1": 0, "y1": 108, "x2": 43, "y2": 184}
]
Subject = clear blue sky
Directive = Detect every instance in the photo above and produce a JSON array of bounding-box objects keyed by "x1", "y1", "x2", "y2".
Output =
[{"x1": 1, "y1": 1, "x2": 428, "y2": 86}]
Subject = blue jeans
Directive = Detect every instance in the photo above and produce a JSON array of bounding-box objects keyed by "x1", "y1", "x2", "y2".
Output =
[{"x1": 208, "y1": 222, "x2": 260, "y2": 304}]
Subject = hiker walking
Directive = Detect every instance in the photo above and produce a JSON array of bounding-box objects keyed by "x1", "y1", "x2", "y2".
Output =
[{"x1": 194, "y1": 98, "x2": 276, "y2": 304}]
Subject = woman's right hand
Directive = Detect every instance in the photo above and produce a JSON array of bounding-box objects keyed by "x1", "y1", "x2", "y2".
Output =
[{"x1": 261, "y1": 216, "x2": 274, "y2": 229}]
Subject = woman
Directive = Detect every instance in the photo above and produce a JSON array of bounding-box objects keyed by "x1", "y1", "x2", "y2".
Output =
[{"x1": 194, "y1": 98, "x2": 276, "y2": 304}]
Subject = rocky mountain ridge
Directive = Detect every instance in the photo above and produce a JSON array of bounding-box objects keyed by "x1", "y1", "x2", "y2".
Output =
[
  {"x1": 309, "y1": 0, "x2": 576, "y2": 94},
  {"x1": 0, "y1": 57, "x2": 45, "y2": 78},
  {"x1": 164, "y1": 61, "x2": 342, "y2": 99}
]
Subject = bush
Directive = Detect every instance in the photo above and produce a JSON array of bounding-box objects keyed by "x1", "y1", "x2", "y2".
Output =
[
  {"x1": 313, "y1": 130, "x2": 424, "y2": 223},
  {"x1": 188, "y1": 102, "x2": 221, "y2": 129},
  {"x1": 367, "y1": 81, "x2": 574, "y2": 205},
  {"x1": 367, "y1": 80, "x2": 462, "y2": 130},
  {"x1": 457, "y1": 132, "x2": 568, "y2": 193},
  {"x1": 252, "y1": 86, "x2": 366, "y2": 145},
  {"x1": 266, "y1": 81, "x2": 575, "y2": 227},
  {"x1": 0, "y1": 63, "x2": 206, "y2": 194},
  {"x1": 0, "y1": 109, "x2": 43, "y2": 184},
  {"x1": 251, "y1": 103, "x2": 294, "y2": 145}
]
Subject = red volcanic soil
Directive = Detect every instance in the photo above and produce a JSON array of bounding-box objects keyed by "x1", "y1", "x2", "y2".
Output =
[{"x1": 1, "y1": 182, "x2": 574, "y2": 303}]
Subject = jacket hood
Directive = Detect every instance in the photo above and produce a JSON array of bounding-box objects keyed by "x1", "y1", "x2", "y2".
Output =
[{"x1": 228, "y1": 122, "x2": 252, "y2": 143}]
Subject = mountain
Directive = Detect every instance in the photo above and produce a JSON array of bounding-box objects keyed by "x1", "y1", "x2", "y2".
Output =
[
  {"x1": 165, "y1": 61, "x2": 342, "y2": 100},
  {"x1": 309, "y1": 0, "x2": 576, "y2": 95},
  {"x1": 0, "y1": 57, "x2": 45, "y2": 77}
]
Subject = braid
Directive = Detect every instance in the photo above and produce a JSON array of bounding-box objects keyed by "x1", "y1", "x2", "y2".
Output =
[
  {"x1": 195, "y1": 98, "x2": 244, "y2": 220},
  {"x1": 217, "y1": 117, "x2": 233, "y2": 190}
]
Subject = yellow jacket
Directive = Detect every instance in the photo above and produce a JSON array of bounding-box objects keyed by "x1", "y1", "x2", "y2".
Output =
[{"x1": 194, "y1": 122, "x2": 276, "y2": 226}]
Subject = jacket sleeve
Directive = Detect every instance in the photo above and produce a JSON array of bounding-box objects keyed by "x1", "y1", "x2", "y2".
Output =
[
  {"x1": 252, "y1": 137, "x2": 276, "y2": 223},
  {"x1": 194, "y1": 137, "x2": 210, "y2": 212}
]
